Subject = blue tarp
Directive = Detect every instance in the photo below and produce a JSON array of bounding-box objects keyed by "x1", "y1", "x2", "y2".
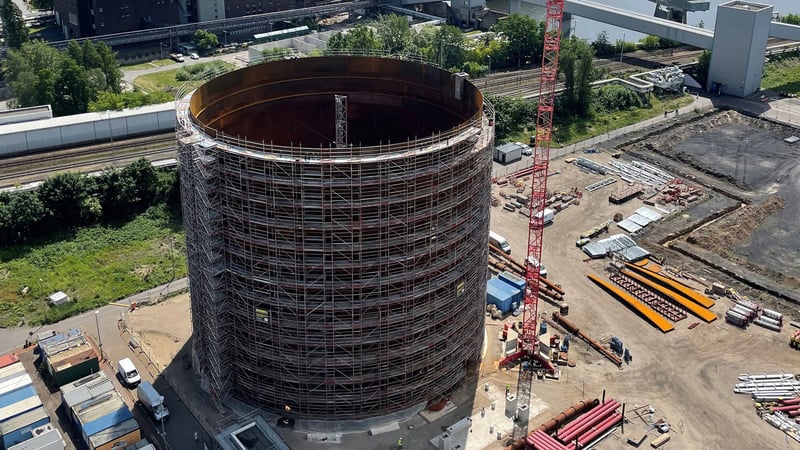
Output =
[
  {"x1": 83, "y1": 406, "x2": 133, "y2": 437},
  {"x1": 0, "y1": 386, "x2": 35, "y2": 409}
]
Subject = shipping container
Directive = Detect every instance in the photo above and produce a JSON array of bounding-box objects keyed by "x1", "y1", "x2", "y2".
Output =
[
  {"x1": 0, "y1": 406, "x2": 50, "y2": 449},
  {"x1": 60, "y1": 372, "x2": 114, "y2": 410},
  {"x1": 123, "y1": 439, "x2": 155, "y2": 450},
  {"x1": 0, "y1": 375, "x2": 32, "y2": 398},
  {"x1": 7, "y1": 424, "x2": 64, "y2": 450},
  {"x1": 0, "y1": 364, "x2": 25, "y2": 385},
  {"x1": 650, "y1": 433, "x2": 670, "y2": 448},
  {"x1": 78, "y1": 395, "x2": 133, "y2": 441},
  {"x1": 88, "y1": 418, "x2": 140, "y2": 450},
  {"x1": 498, "y1": 271, "x2": 526, "y2": 292},
  {"x1": 487, "y1": 279, "x2": 520, "y2": 314},
  {"x1": 0, "y1": 356, "x2": 19, "y2": 371},
  {"x1": 0, "y1": 391, "x2": 41, "y2": 422}
]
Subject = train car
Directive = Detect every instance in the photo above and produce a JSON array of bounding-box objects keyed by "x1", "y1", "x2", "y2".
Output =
[{"x1": 0, "y1": 102, "x2": 176, "y2": 157}]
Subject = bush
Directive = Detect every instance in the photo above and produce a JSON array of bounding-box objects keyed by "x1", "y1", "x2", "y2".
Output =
[{"x1": 592, "y1": 84, "x2": 644, "y2": 113}]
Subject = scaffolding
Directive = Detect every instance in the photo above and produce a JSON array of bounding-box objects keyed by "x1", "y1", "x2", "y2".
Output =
[{"x1": 177, "y1": 56, "x2": 495, "y2": 420}]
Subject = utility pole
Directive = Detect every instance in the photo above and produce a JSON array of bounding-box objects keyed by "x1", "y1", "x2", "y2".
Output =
[
  {"x1": 619, "y1": 32, "x2": 626, "y2": 63},
  {"x1": 170, "y1": 237, "x2": 175, "y2": 281}
]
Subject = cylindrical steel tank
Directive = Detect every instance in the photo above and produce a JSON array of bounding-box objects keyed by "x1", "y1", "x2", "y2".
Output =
[{"x1": 176, "y1": 56, "x2": 494, "y2": 420}]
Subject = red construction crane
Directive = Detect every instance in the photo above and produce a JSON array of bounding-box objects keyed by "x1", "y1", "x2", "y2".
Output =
[{"x1": 499, "y1": 0, "x2": 564, "y2": 441}]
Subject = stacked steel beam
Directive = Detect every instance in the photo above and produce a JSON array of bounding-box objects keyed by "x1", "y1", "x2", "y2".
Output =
[{"x1": 610, "y1": 272, "x2": 687, "y2": 322}]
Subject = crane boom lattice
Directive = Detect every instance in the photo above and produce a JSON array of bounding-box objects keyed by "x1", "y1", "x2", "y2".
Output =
[{"x1": 501, "y1": 0, "x2": 564, "y2": 442}]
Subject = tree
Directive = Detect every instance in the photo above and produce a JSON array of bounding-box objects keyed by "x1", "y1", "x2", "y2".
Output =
[
  {"x1": 53, "y1": 59, "x2": 96, "y2": 116},
  {"x1": 5, "y1": 40, "x2": 64, "y2": 108},
  {"x1": 194, "y1": 29, "x2": 219, "y2": 53},
  {"x1": 486, "y1": 94, "x2": 536, "y2": 142},
  {"x1": 30, "y1": 0, "x2": 53, "y2": 10},
  {"x1": 89, "y1": 90, "x2": 172, "y2": 111},
  {"x1": 782, "y1": 14, "x2": 800, "y2": 25},
  {"x1": 432, "y1": 25, "x2": 465, "y2": 69},
  {"x1": 591, "y1": 31, "x2": 615, "y2": 57},
  {"x1": 97, "y1": 169, "x2": 139, "y2": 216},
  {"x1": 125, "y1": 158, "x2": 160, "y2": 207},
  {"x1": 331, "y1": 23, "x2": 381, "y2": 52},
  {"x1": 66, "y1": 40, "x2": 83, "y2": 64},
  {"x1": 95, "y1": 42, "x2": 123, "y2": 93},
  {"x1": 38, "y1": 173, "x2": 90, "y2": 227},
  {"x1": 694, "y1": 50, "x2": 711, "y2": 88},
  {"x1": 558, "y1": 37, "x2": 594, "y2": 116},
  {"x1": 0, "y1": 192, "x2": 45, "y2": 241},
  {"x1": 377, "y1": 14, "x2": 414, "y2": 54},
  {"x1": 82, "y1": 40, "x2": 102, "y2": 68},
  {"x1": 1, "y1": 0, "x2": 29, "y2": 49},
  {"x1": 639, "y1": 35, "x2": 661, "y2": 51},
  {"x1": 491, "y1": 14, "x2": 542, "y2": 68}
]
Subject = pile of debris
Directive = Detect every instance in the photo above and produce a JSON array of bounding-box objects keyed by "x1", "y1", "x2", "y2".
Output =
[{"x1": 657, "y1": 179, "x2": 703, "y2": 206}]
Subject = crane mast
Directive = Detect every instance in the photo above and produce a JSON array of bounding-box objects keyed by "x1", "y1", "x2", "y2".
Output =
[{"x1": 500, "y1": 0, "x2": 564, "y2": 441}]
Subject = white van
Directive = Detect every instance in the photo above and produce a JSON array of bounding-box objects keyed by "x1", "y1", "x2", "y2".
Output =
[
  {"x1": 489, "y1": 231, "x2": 511, "y2": 254},
  {"x1": 118, "y1": 358, "x2": 141, "y2": 388}
]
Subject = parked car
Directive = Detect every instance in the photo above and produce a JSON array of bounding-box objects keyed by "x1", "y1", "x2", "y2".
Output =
[
  {"x1": 190, "y1": 53, "x2": 200, "y2": 60},
  {"x1": 118, "y1": 358, "x2": 141, "y2": 388}
]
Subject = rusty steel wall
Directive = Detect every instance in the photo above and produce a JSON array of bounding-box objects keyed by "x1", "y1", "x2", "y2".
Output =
[{"x1": 177, "y1": 56, "x2": 494, "y2": 420}]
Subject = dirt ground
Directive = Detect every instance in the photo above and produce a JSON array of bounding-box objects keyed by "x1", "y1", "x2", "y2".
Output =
[
  {"x1": 124, "y1": 110, "x2": 800, "y2": 450},
  {"x1": 485, "y1": 110, "x2": 800, "y2": 449}
]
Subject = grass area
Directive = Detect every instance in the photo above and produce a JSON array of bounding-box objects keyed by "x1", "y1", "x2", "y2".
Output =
[
  {"x1": 133, "y1": 61, "x2": 236, "y2": 93},
  {"x1": 510, "y1": 94, "x2": 695, "y2": 146},
  {"x1": 761, "y1": 57, "x2": 800, "y2": 94},
  {"x1": 0, "y1": 205, "x2": 187, "y2": 327},
  {"x1": 123, "y1": 59, "x2": 177, "y2": 71}
]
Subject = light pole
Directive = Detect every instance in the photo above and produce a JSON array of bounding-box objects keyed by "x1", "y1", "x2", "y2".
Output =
[
  {"x1": 94, "y1": 311, "x2": 104, "y2": 361},
  {"x1": 487, "y1": 55, "x2": 491, "y2": 75},
  {"x1": 169, "y1": 236, "x2": 175, "y2": 281},
  {"x1": 619, "y1": 32, "x2": 626, "y2": 63},
  {"x1": 223, "y1": 30, "x2": 228, "y2": 46},
  {"x1": 160, "y1": 42, "x2": 164, "y2": 60}
]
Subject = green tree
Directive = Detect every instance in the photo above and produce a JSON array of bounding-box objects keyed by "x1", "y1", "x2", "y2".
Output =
[
  {"x1": 328, "y1": 23, "x2": 381, "y2": 52},
  {"x1": 486, "y1": 94, "x2": 536, "y2": 142},
  {"x1": 694, "y1": 50, "x2": 711, "y2": 88},
  {"x1": 194, "y1": 29, "x2": 219, "y2": 53},
  {"x1": 66, "y1": 40, "x2": 83, "y2": 64},
  {"x1": 52, "y1": 59, "x2": 96, "y2": 116},
  {"x1": 782, "y1": 14, "x2": 800, "y2": 25},
  {"x1": 97, "y1": 169, "x2": 139, "y2": 216},
  {"x1": 432, "y1": 25, "x2": 465, "y2": 69},
  {"x1": 38, "y1": 173, "x2": 90, "y2": 227},
  {"x1": 639, "y1": 35, "x2": 661, "y2": 51},
  {"x1": 491, "y1": 14, "x2": 542, "y2": 68},
  {"x1": 591, "y1": 31, "x2": 615, "y2": 57},
  {"x1": 0, "y1": 191, "x2": 45, "y2": 241},
  {"x1": 125, "y1": 158, "x2": 160, "y2": 207},
  {"x1": 95, "y1": 42, "x2": 123, "y2": 93},
  {"x1": 1, "y1": 0, "x2": 29, "y2": 49},
  {"x1": 82, "y1": 40, "x2": 102, "y2": 68},
  {"x1": 4, "y1": 40, "x2": 64, "y2": 108},
  {"x1": 30, "y1": 0, "x2": 53, "y2": 10},
  {"x1": 559, "y1": 37, "x2": 594, "y2": 116},
  {"x1": 377, "y1": 14, "x2": 414, "y2": 54},
  {"x1": 89, "y1": 91, "x2": 172, "y2": 111}
]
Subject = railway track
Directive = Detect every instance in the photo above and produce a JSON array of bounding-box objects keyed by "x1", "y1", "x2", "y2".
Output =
[
  {"x1": 479, "y1": 47, "x2": 706, "y2": 98},
  {"x1": 0, "y1": 147, "x2": 177, "y2": 187},
  {"x1": 0, "y1": 134, "x2": 176, "y2": 171}
]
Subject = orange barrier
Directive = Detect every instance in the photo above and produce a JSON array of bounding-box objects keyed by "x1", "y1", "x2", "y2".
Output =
[
  {"x1": 625, "y1": 263, "x2": 715, "y2": 308},
  {"x1": 620, "y1": 269, "x2": 717, "y2": 323},
  {"x1": 588, "y1": 274, "x2": 675, "y2": 333},
  {"x1": 633, "y1": 259, "x2": 649, "y2": 267}
]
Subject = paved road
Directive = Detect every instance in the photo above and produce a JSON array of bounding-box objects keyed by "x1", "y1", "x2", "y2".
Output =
[
  {"x1": 122, "y1": 49, "x2": 250, "y2": 85},
  {"x1": 0, "y1": 278, "x2": 198, "y2": 450}
]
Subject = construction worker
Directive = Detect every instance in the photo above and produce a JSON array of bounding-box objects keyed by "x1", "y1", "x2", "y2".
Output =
[
  {"x1": 397, "y1": 437, "x2": 403, "y2": 449},
  {"x1": 506, "y1": 383, "x2": 510, "y2": 395}
]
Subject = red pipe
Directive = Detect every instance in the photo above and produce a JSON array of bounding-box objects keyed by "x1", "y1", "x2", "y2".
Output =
[
  {"x1": 557, "y1": 402, "x2": 607, "y2": 436},
  {"x1": 771, "y1": 405, "x2": 800, "y2": 413},
  {"x1": 558, "y1": 401, "x2": 619, "y2": 444},
  {"x1": 534, "y1": 431, "x2": 568, "y2": 450},
  {"x1": 574, "y1": 412, "x2": 622, "y2": 449},
  {"x1": 558, "y1": 400, "x2": 620, "y2": 443},
  {"x1": 506, "y1": 399, "x2": 599, "y2": 450},
  {"x1": 528, "y1": 432, "x2": 562, "y2": 450},
  {"x1": 781, "y1": 398, "x2": 800, "y2": 405},
  {"x1": 789, "y1": 409, "x2": 800, "y2": 418}
]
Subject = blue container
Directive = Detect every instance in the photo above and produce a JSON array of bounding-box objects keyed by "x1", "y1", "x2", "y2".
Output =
[
  {"x1": 0, "y1": 385, "x2": 36, "y2": 409},
  {"x1": 0, "y1": 406, "x2": 49, "y2": 449},
  {"x1": 539, "y1": 321, "x2": 548, "y2": 336},
  {"x1": 487, "y1": 279, "x2": 520, "y2": 314},
  {"x1": 498, "y1": 271, "x2": 526, "y2": 294}
]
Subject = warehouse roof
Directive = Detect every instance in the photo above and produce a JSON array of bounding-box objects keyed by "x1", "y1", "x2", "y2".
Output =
[
  {"x1": 583, "y1": 234, "x2": 650, "y2": 262},
  {"x1": 495, "y1": 142, "x2": 525, "y2": 154}
]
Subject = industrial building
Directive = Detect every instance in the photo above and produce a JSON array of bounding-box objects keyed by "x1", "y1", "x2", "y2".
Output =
[
  {"x1": 0, "y1": 358, "x2": 62, "y2": 450},
  {"x1": 177, "y1": 56, "x2": 494, "y2": 421}
]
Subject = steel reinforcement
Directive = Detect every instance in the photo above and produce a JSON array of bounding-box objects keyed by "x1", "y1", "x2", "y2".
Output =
[{"x1": 176, "y1": 56, "x2": 494, "y2": 420}]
